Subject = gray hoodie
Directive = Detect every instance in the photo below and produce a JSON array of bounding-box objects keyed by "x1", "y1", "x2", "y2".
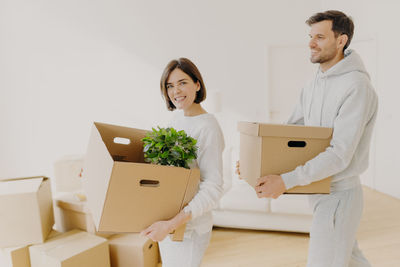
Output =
[{"x1": 281, "y1": 49, "x2": 378, "y2": 192}]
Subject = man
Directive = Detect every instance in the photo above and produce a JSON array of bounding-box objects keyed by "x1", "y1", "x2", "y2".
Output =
[{"x1": 247, "y1": 10, "x2": 377, "y2": 266}]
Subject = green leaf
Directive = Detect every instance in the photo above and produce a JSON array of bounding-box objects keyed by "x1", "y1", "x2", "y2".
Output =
[{"x1": 142, "y1": 126, "x2": 198, "y2": 169}]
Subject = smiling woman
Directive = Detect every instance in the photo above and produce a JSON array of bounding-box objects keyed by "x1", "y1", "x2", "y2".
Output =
[
  {"x1": 160, "y1": 58, "x2": 207, "y2": 116},
  {"x1": 141, "y1": 57, "x2": 225, "y2": 267}
]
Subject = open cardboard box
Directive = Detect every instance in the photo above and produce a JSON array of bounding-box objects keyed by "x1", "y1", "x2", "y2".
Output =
[
  {"x1": 238, "y1": 122, "x2": 332, "y2": 194},
  {"x1": 54, "y1": 193, "x2": 97, "y2": 234},
  {"x1": 83, "y1": 122, "x2": 200, "y2": 241},
  {"x1": 0, "y1": 176, "x2": 54, "y2": 248}
]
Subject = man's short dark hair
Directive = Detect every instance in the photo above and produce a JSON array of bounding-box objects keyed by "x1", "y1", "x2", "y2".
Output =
[{"x1": 306, "y1": 10, "x2": 354, "y2": 51}]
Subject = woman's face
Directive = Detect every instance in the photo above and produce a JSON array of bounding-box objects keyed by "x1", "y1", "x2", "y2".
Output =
[{"x1": 166, "y1": 68, "x2": 200, "y2": 111}]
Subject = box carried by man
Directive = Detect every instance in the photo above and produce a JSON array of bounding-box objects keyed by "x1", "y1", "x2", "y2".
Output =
[{"x1": 238, "y1": 122, "x2": 332, "y2": 194}]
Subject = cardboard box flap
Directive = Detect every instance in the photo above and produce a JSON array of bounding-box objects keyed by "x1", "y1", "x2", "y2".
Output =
[
  {"x1": 237, "y1": 121, "x2": 260, "y2": 136},
  {"x1": 0, "y1": 176, "x2": 47, "y2": 183},
  {"x1": 83, "y1": 124, "x2": 115, "y2": 229},
  {"x1": 238, "y1": 122, "x2": 332, "y2": 139},
  {"x1": 94, "y1": 122, "x2": 148, "y2": 163},
  {"x1": 30, "y1": 230, "x2": 106, "y2": 261},
  {"x1": 0, "y1": 177, "x2": 44, "y2": 195},
  {"x1": 56, "y1": 194, "x2": 90, "y2": 214}
]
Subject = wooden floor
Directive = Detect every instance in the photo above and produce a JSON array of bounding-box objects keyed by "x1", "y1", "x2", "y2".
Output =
[{"x1": 201, "y1": 187, "x2": 400, "y2": 267}]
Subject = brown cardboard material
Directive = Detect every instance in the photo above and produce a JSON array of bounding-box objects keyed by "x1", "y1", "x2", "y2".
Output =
[
  {"x1": 238, "y1": 122, "x2": 333, "y2": 194},
  {"x1": 54, "y1": 193, "x2": 113, "y2": 238},
  {"x1": 83, "y1": 122, "x2": 200, "y2": 234},
  {"x1": 29, "y1": 229, "x2": 110, "y2": 267},
  {"x1": 0, "y1": 245, "x2": 31, "y2": 267},
  {"x1": 54, "y1": 193, "x2": 96, "y2": 233},
  {"x1": 53, "y1": 155, "x2": 84, "y2": 193},
  {"x1": 0, "y1": 230, "x2": 61, "y2": 267},
  {"x1": 108, "y1": 234, "x2": 159, "y2": 267},
  {"x1": 0, "y1": 176, "x2": 55, "y2": 248}
]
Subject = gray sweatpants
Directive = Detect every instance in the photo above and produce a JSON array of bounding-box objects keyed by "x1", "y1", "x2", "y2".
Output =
[
  {"x1": 307, "y1": 185, "x2": 371, "y2": 267},
  {"x1": 159, "y1": 230, "x2": 212, "y2": 267}
]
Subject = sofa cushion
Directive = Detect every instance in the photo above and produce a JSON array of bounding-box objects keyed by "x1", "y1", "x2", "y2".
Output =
[{"x1": 219, "y1": 182, "x2": 270, "y2": 212}]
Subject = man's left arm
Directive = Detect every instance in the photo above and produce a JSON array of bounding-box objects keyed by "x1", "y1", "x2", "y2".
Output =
[{"x1": 256, "y1": 82, "x2": 378, "y2": 198}]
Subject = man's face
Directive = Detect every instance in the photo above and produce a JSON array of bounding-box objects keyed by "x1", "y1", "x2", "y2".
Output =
[{"x1": 308, "y1": 20, "x2": 339, "y2": 64}]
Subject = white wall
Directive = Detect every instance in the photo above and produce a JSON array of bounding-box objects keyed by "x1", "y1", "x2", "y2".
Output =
[
  {"x1": 2, "y1": 1, "x2": 398, "y2": 199},
  {"x1": 0, "y1": 0, "x2": 320, "y2": 179},
  {"x1": 321, "y1": 0, "x2": 400, "y2": 198}
]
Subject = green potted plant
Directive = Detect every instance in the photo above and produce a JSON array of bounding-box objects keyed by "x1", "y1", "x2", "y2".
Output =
[{"x1": 142, "y1": 127, "x2": 198, "y2": 169}]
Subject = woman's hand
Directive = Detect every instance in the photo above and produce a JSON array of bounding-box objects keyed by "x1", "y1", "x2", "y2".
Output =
[
  {"x1": 140, "y1": 220, "x2": 173, "y2": 242},
  {"x1": 141, "y1": 209, "x2": 192, "y2": 242}
]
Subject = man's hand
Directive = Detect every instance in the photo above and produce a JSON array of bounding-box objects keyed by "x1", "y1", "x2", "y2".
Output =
[
  {"x1": 235, "y1": 160, "x2": 243, "y2": 179},
  {"x1": 140, "y1": 220, "x2": 173, "y2": 242},
  {"x1": 255, "y1": 175, "x2": 286, "y2": 199}
]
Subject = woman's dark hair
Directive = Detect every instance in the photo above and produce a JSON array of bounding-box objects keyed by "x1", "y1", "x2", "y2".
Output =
[
  {"x1": 306, "y1": 10, "x2": 354, "y2": 51},
  {"x1": 160, "y1": 58, "x2": 206, "y2": 111}
]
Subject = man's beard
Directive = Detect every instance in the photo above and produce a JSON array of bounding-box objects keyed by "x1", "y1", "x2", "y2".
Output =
[{"x1": 310, "y1": 46, "x2": 337, "y2": 64}]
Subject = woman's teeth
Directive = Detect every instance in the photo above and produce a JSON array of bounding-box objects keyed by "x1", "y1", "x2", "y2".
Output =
[{"x1": 175, "y1": 96, "x2": 186, "y2": 102}]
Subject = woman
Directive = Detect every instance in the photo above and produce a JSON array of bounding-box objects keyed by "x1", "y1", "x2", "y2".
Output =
[{"x1": 140, "y1": 58, "x2": 225, "y2": 267}]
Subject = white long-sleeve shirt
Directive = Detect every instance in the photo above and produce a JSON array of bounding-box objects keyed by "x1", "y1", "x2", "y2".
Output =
[
  {"x1": 281, "y1": 49, "x2": 378, "y2": 192},
  {"x1": 168, "y1": 112, "x2": 225, "y2": 234}
]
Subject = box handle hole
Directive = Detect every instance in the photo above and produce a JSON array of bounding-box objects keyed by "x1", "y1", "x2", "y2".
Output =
[
  {"x1": 113, "y1": 137, "x2": 131, "y2": 145},
  {"x1": 149, "y1": 243, "x2": 153, "y2": 249},
  {"x1": 288, "y1": 141, "x2": 307, "y2": 147},
  {"x1": 140, "y1": 180, "x2": 160, "y2": 187}
]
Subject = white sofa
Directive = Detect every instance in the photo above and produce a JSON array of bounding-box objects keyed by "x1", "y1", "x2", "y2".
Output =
[
  {"x1": 53, "y1": 150, "x2": 313, "y2": 233},
  {"x1": 212, "y1": 146, "x2": 313, "y2": 233}
]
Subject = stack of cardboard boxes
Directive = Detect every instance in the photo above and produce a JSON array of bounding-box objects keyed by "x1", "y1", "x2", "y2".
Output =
[
  {"x1": 0, "y1": 176, "x2": 110, "y2": 267},
  {"x1": 1, "y1": 121, "x2": 202, "y2": 267}
]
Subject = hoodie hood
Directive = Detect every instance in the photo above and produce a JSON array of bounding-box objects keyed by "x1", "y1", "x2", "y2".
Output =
[
  {"x1": 307, "y1": 49, "x2": 371, "y2": 125},
  {"x1": 319, "y1": 49, "x2": 370, "y2": 80}
]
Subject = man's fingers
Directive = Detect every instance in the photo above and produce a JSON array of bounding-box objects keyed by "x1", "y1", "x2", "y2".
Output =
[
  {"x1": 255, "y1": 181, "x2": 265, "y2": 187},
  {"x1": 256, "y1": 176, "x2": 269, "y2": 185},
  {"x1": 146, "y1": 232, "x2": 156, "y2": 242},
  {"x1": 140, "y1": 224, "x2": 155, "y2": 237},
  {"x1": 235, "y1": 161, "x2": 241, "y2": 175},
  {"x1": 140, "y1": 228, "x2": 151, "y2": 237}
]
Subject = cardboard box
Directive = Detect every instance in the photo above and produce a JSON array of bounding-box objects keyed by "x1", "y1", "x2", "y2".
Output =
[
  {"x1": 53, "y1": 155, "x2": 84, "y2": 193},
  {"x1": 29, "y1": 229, "x2": 110, "y2": 267},
  {"x1": 54, "y1": 193, "x2": 96, "y2": 233},
  {"x1": 0, "y1": 230, "x2": 61, "y2": 267},
  {"x1": 83, "y1": 122, "x2": 200, "y2": 233},
  {"x1": 0, "y1": 245, "x2": 30, "y2": 267},
  {"x1": 108, "y1": 234, "x2": 159, "y2": 267},
  {"x1": 54, "y1": 193, "x2": 112, "y2": 238},
  {"x1": 238, "y1": 122, "x2": 333, "y2": 194},
  {"x1": 0, "y1": 176, "x2": 55, "y2": 248}
]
